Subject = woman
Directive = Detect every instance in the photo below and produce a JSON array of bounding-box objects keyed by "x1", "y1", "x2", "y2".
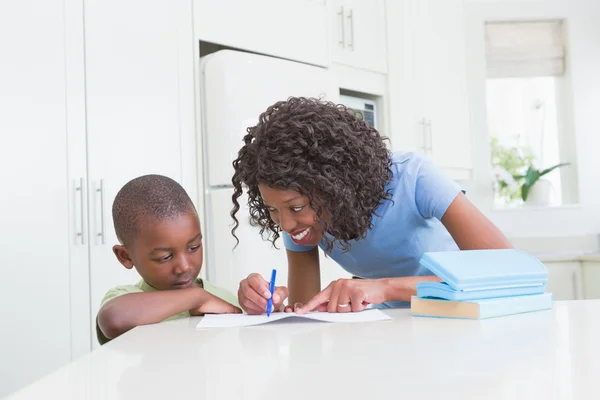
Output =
[{"x1": 231, "y1": 97, "x2": 511, "y2": 314}]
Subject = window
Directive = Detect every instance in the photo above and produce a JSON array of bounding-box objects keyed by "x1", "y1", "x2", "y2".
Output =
[{"x1": 484, "y1": 20, "x2": 576, "y2": 207}]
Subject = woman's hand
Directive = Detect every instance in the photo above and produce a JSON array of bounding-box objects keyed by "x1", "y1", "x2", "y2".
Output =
[
  {"x1": 283, "y1": 303, "x2": 304, "y2": 313},
  {"x1": 297, "y1": 278, "x2": 388, "y2": 314},
  {"x1": 238, "y1": 273, "x2": 289, "y2": 315}
]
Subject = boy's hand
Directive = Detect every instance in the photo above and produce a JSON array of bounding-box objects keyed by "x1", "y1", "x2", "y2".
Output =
[
  {"x1": 189, "y1": 291, "x2": 242, "y2": 316},
  {"x1": 238, "y1": 273, "x2": 289, "y2": 315}
]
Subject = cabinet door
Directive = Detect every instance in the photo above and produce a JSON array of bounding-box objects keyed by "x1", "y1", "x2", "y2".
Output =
[
  {"x1": 387, "y1": 0, "x2": 472, "y2": 179},
  {"x1": 582, "y1": 261, "x2": 600, "y2": 299},
  {"x1": 64, "y1": 0, "x2": 92, "y2": 363},
  {"x1": 0, "y1": 1, "x2": 75, "y2": 396},
  {"x1": 84, "y1": 0, "x2": 195, "y2": 347},
  {"x1": 418, "y1": 0, "x2": 473, "y2": 174},
  {"x1": 195, "y1": 0, "x2": 328, "y2": 67},
  {"x1": 544, "y1": 262, "x2": 584, "y2": 301},
  {"x1": 329, "y1": 0, "x2": 387, "y2": 73},
  {"x1": 385, "y1": 0, "x2": 424, "y2": 153}
]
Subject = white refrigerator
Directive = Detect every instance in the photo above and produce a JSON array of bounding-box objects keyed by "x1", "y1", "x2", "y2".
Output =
[{"x1": 199, "y1": 50, "x2": 351, "y2": 296}]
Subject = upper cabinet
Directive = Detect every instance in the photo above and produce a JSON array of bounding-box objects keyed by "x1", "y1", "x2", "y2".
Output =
[
  {"x1": 195, "y1": 0, "x2": 328, "y2": 67},
  {"x1": 386, "y1": 0, "x2": 473, "y2": 180},
  {"x1": 329, "y1": 0, "x2": 387, "y2": 73}
]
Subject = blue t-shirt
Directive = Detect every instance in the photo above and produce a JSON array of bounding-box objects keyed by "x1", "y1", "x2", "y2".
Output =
[{"x1": 282, "y1": 151, "x2": 464, "y2": 308}]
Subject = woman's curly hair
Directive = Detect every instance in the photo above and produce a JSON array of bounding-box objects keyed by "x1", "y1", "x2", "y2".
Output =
[{"x1": 231, "y1": 96, "x2": 393, "y2": 253}]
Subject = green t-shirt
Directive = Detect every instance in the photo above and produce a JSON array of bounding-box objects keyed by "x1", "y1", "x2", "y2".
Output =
[{"x1": 96, "y1": 278, "x2": 238, "y2": 345}]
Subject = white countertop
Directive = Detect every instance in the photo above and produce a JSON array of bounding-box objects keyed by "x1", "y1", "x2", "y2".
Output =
[
  {"x1": 578, "y1": 253, "x2": 600, "y2": 262},
  {"x1": 534, "y1": 251, "x2": 600, "y2": 263},
  {"x1": 8, "y1": 301, "x2": 600, "y2": 400}
]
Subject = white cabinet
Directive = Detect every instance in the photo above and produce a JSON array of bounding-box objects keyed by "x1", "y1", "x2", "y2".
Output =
[
  {"x1": 0, "y1": 1, "x2": 88, "y2": 397},
  {"x1": 83, "y1": 0, "x2": 197, "y2": 349},
  {"x1": 582, "y1": 261, "x2": 600, "y2": 299},
  {"x1": 544, "y1": 262, "x2": 584, "y2": 301},
  {"x1": 329, "y1": 0, "x2": 387, "y2": 73},
  {"x1": 386, "y1": 0, "x2": 473, "y2": 180},
  {"x1": 0, "y1": 0, "x2": 197, "y2": 396},
  {"x1": 194, "y1": 0, "x2": 328, "y2": 67}
]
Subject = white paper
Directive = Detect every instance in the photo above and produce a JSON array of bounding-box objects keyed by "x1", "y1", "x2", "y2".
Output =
[{"x1": 196, "y1": 309, "x2": 392, "y2": 329}]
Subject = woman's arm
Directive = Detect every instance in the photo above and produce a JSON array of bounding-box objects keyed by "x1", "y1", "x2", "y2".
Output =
[
  {"x1": 300, "y1": 193, "x2": 514, "y2": 312},
  {"x1": 441, "y1": 192, "x2": 513, "y2": 250},
  {"x1": 383, "y1": 193, "x2": 513, "y2": 301},
  {"x1": 287, "y1": 247, "x2": 322, "y2": 306}
]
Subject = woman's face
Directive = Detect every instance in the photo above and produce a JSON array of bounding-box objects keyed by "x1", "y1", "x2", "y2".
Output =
[{"x1": 258, "y1": 184, "x2": 325, "y2": 246}]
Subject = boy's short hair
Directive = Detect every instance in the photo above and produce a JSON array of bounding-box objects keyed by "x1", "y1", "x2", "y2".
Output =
[{"x1": 112, "y1": 174, "x2": 196, "y2": 246}]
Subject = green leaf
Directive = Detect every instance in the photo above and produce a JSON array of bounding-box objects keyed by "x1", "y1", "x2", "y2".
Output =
[
  {"x1": 520, "y1": 163, "x2": 570, "y2": 202},
  {"x1": 524, "y1": 167, "x2": 541, "y2": 187},
  {"x1": 521, "y1": 182, "x2": 530, "y2": 201},
  {"x1": 539, "y1": 162, "x2": 570, "y2": 177},
  {"x1": 521, "y1": 167, "x2": 541, "y2": 201}
]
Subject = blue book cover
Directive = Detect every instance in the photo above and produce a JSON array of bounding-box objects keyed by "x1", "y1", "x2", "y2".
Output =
[
  {"x1": 411, "y1": 293, "x2": 553, "y2": 320},
  {"x1": 417, "y1": 249, "x2": 549, "y2": 300},
  {"x1": 416, "y1": 281, "x2": 546, "y2": 301}
]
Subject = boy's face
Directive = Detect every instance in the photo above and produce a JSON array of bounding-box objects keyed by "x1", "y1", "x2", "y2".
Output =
[{"x1": 113, "y1": 210, "x2": 203, "y2": 290}]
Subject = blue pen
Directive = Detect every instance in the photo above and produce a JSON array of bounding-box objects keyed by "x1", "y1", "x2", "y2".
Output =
[{"x1": 266, "y1": 269, "x2": 277, "y2": 317}]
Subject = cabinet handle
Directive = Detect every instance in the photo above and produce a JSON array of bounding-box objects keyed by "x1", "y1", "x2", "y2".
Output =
[
  {"x1": 573, "y1": 269, "x2": 583, "y2": 300},
  {"x1": 347, "y1": 9, "x2": 354, "y2": 51},
  {"x1": 96, "y1": 179, "x2": 106, "y2": 245},
  {"x1": 75, "y1": 178, "x2": 85, "y2": 245},
  {"x1": 418, "y1": 118, "x2": 427, "y2": 153},
  {"x1": 337, "y1": 6, "x2": 345, "y2": 48},
  {"x1": 426, "y1": 119, "x2": 433, "y2": 155}
]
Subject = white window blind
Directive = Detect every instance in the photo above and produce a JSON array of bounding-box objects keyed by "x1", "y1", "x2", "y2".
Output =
[{"x1": 485, "y1": 20, "x2": 566, "y2": 78}]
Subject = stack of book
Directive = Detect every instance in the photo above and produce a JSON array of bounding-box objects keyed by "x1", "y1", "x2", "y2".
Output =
[{"x1": 411, "y1": 249, "x2": 553, "y2": 319}]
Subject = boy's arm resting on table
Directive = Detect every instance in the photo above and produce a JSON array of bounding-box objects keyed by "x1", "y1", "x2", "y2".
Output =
[
  {"x1": 287, "y1": 247, "x2": 321, "y2": 306},
  {"x1": 97, "y1": 288, "x2": 239, "y2": 340}
]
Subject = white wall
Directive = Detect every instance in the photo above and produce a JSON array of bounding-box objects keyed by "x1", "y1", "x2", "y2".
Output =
[{"x1": 463, "y1": 0, "x2": 600, "y2": 239}]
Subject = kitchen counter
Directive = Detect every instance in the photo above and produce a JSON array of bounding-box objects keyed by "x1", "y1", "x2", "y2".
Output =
[
  {"x1": 578, "y1": 253, "x2": 600, "y2": 262},
  {"x1": 534, "y1": 251, "x2": 600, "y2": 263},
  {"x1": 8, "y1": 301, "x2": 600, "y2": 400}
]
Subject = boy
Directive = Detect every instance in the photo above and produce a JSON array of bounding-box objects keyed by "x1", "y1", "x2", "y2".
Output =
[{"x1": 97, "y1": 174, "x2": 241, "y2": 345}]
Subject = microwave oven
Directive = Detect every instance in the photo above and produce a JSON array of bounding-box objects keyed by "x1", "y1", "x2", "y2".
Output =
[{"x1": 339, "y1": 94, "x2": 377, "y2": 130}]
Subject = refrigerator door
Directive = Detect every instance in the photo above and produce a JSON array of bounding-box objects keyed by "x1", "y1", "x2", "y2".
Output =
[
  {"x1": 206, "y1": 188, "x2": 350, "y2": 296},
  {"x1": 200, "y1": 49, "x2": 339, "y2": 187}
]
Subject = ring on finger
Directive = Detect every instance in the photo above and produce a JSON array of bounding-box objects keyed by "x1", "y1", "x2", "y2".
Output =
[{"x1": 338, "y1": 303, "x2": 349, "y2": 308}]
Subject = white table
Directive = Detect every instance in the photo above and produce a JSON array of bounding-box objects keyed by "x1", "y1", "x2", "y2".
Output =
[{"x1": 8, "y1": 301, "x2": 600, "y2": 399}]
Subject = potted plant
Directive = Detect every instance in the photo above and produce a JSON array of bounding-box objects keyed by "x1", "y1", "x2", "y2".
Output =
[
  {"x1": 490, "y1": 138, "x2": 571, "y2": 206},
  {"x1": 490, "y1": 138, "x2": 534, "y2": 205},
  {"x1": 517, "y1": 162, "x2": 570, "y2": 205}
]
